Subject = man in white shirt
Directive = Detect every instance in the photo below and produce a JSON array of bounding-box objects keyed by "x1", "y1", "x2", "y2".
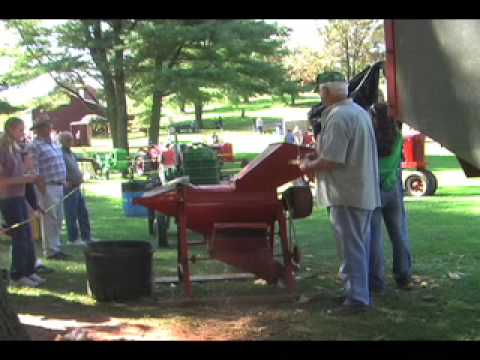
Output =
[{"x1": 299, "y1": 79, "x2": 382, "y2": 314}]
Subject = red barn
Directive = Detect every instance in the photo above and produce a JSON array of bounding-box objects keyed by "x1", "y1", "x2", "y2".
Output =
[{"x1": 32, "y1": 87, "x2": 106, "y2": 133}]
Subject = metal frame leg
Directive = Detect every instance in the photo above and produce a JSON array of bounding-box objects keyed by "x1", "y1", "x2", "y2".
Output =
[
  {"x1": 178, "y1": 203, "x2": 192, "y2": 298},
  {"x1": 277, "y1": 210, "x2": 295, "y2": 292},
  {"x1": 268, "y1": 221, "x2": 275, "y2": 255}
]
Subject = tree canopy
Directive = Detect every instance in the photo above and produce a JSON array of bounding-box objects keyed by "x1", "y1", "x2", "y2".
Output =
[
  {"x1": 1, "y1": 19, "x2": 386, "y2": 148},
  {"x1": 318, "y1": 20, "x2": 384, "y2": 81},
  {"x1": 1, "y1": 19, "x2": 293, "y2": 147}
]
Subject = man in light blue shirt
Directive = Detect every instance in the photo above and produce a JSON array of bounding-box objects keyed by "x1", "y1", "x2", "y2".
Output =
[{"x1": 299, "y1": 79, "x2": 381, "y2": 314}]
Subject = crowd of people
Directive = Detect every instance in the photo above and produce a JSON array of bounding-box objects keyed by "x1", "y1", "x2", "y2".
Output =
[
  {"x1": 298, "y1": 78, "x2": 412, "y2": 315},
  {"x1": 0, "y1": 117, "x2": 93, "y2": 288},
  {"x1": 284, "y1": 126, "x2": 314, "y2": 147}
]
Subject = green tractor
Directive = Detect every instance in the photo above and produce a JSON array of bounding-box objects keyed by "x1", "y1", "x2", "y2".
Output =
[{"x1": 93, "y1": 148, "x2": 132, "y2": 179}]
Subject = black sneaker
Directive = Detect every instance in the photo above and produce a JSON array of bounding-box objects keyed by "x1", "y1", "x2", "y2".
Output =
[
  {"x1": 371, "y1": 286, "x2": 386, "y2": 296},
  {"x1": 328, "y1": 303, "x2": 371, "y2": 316},
  {"x1": 34, "y1": 264, "x2": 54, "y2": 274},
  {"x1": 396, "y1": 279, "x2": 413, "y2": 291},
  {"x1": 1, "y1": 268, "x2": 9, "y2": 287},
  {"x1": 47, "y1": 252, "x2": 70, "y2": 261}
]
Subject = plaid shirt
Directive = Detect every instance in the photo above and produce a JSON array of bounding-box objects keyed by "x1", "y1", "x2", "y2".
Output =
[{"x1": 28, "y1": 137, "x2": 66, "y2": 184}]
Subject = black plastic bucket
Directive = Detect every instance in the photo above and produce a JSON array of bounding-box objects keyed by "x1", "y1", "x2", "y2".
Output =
[
  {"x1": 84, "y1": 241, "x2": 153, "y2": 302},
  {"x1": 282, "y1": 186, "x2": 313, "y2": 219}
]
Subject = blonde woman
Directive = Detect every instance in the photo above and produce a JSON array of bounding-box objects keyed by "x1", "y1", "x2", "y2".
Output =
[{"x1": 0, "y1": 117, "x2": 45, "y2": 287}]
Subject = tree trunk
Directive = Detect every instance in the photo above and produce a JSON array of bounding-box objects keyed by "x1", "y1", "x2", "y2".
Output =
[
  {"x1": 290, "y1": 95, "x2": 295, "y2": 106},
  {"x1": 83, "y1": 20, "x2": 121, "y2": 148},
  {"x1": 194, "y1": 101, "x2": 204, "y2": 129},
  {"x1": 0, "y1": 278, "x2": 30, "y2": 340},
  {"x1": 345, "y1": 34, "x2": 351, "y2": 81},
  {"x1": 243, "y1": 96, "x2": 250, "y2": 104},
  {"x1": 112, "y1": 21, "x2": 129, "y2": 152},
  {"x1": 103, "y1": 80, "x2": 119, "y2": 148},
  {"x1": 179, "y1": 100, "x2": 186, "y2": 113},
  {"x1": 149, "y1": 92, "x2": 162, "y2": 145},
  {"x1": 113, "y1": 73, "x2": 129, "y2": 151}
]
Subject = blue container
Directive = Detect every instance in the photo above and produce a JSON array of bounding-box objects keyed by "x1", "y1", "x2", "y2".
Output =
[{"x1": 122, "y1": 191, "x2": 149, "y2": 217}]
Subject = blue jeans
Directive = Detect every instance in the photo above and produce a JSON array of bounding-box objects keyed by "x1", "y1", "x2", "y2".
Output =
[
  {"x1": 0, "y1": 197, "x2": 36, "y2": 280},
  {"x1": 370, "y1": 180, "x2": 412, "y2": 287},
  {"x1": 329, "y1": 206, "x2": 374, "y2": 306},
  {"x1": 63, "y1": 187, "x2": 91, "y2": 243}
]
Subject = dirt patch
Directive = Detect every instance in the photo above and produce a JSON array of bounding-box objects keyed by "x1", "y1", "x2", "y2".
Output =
[
  {"x1": 167, "y1": 316, "x2": 257, "y2": 340},
  {"x1": 25, "y1": 324, "x2": 65, "y2": 341},
  {"x1": 52, "y1": 318, "x2": 256, "y2": 341},
  {"x1": 21, "y1": 312, "x2": 263, "y2": 341},
  {"x1": 56, "y1": 323, "x2": 175, "y2": 341}
]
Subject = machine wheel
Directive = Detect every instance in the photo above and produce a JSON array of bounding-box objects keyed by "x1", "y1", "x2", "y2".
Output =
[
  {"x1": 421, "y1": 169, "x2": 438, "y2": 196},
  {"x1": 292, "y1": 245, "x2": 301, "y2": 264},
  {"x1": 176, "y1": 220, "x2": 183, "y2": 281},
  {"x1": 404, "y1": 172, "x2": 428, "y2": 197}
]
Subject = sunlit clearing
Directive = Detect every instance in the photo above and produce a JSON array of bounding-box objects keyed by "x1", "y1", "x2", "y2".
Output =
[{"x1": 19, "y1": 314, "x2": 179, "y2": 340}]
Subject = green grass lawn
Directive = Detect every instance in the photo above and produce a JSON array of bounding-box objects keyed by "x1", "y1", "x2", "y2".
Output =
[
  {"x1": 86, "y1": 93, "x2": 320, "y2": 152},
  {"x1": 2, "y1": 154, "x2": 480, "y2": 340}
]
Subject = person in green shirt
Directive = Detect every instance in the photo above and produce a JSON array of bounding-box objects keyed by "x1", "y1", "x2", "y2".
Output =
[{"x1": 369, "y1": 103, "x2": 413, "y2": 291}]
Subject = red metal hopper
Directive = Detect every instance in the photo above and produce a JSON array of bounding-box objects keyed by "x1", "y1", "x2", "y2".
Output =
[{"x1": 134, "y1": 143, "x2": 315, "y2": 297}]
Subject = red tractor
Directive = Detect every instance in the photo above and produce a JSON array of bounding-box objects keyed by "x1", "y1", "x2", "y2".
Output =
[{"x1": 401, "y1": 133, "x2": 437, "y2": 197}]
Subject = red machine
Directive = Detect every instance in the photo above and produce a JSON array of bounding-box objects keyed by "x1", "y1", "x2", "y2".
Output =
[
  {"x1": 161, "y1": 147, "x2": 177, "y2": 167},
  {"x1": 402, "y1": 134, "x2": 426, "y2": 170},
  {"x1": 384, "y1": 20, "x2": 440, "y2": 197},
  {"x1": 134, "y1": 143, "x2": 315, "y2": 297},
  {"x1": 302, "y1": 132, "x2": 314, "y2": 147},
  {"x1": 209, "y1": 142, "x2": 235, "y2": 162},
  {"x1": 218, "y1": 143, "x2": 234, "y2": 162}
]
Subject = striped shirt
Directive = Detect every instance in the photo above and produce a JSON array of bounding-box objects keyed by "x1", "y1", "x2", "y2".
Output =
[{"x1": 28, "y1": 138, "x2": 66, "y2": 184}]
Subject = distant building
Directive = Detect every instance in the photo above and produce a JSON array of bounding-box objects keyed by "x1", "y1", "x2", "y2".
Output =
[{"x1": 32, "y1": 87, "x2": 106, "y2": 132}]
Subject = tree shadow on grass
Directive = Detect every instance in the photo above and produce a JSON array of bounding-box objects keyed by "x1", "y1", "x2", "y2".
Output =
[
  {"x1": 200, "y1": 98, "x2": 280, "y2": 115},
  {"x1": 11, "y1": 292, "x2": 109, "y2": 323},
  {"x1": 290, "y1": 100, "x2": 320, "y2": 109},
  {"x1": 159, "y1": 116, "x2": 283, "y2": 132}
]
